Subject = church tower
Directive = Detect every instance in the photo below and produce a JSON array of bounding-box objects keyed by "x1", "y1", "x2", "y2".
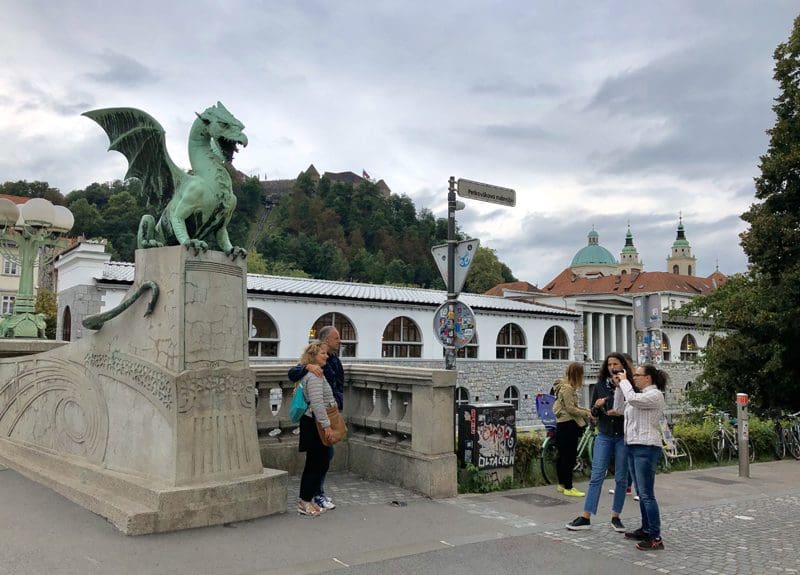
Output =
[
  {"x1": 666, "y1": 215, "x2": 696, "y2": 276},
  {"x1": 618, "y1": 223, "x2": 643, "y2": 275}
]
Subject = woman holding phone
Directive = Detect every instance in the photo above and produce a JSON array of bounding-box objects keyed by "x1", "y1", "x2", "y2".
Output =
[
  {"x1": 613, "y1": 364, "x2": 668, "y2": 551},
  {"x1": 566, "y1": 352, "x2": 634, "y2": 531}
]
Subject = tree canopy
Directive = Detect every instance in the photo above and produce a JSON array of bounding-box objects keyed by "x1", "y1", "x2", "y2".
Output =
[
  {"x1": 683, "y1": 15, "x2": 800, "y2": 412},
  {"x1": 2, "y1": 171, "x2": 516, "y2": 291}
]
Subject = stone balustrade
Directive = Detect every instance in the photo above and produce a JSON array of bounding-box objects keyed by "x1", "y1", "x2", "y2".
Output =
[{"x1": 251, "y1": 363, "x2": 457, "y2": 498}]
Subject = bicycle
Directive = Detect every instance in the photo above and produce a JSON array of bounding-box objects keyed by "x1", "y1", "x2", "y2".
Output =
[
  {"x1": 771, "y1": 410, "x2": 800, "y2": 460},
  {"x1": 659, "y1": 419, "x2": 693, "y2": 470},
  {"x1": 707, "y1": 411, "x2": 755, "y2": 463},
  {"x1": 539, "y1": 418, "x2": 599, "y2": 485}
]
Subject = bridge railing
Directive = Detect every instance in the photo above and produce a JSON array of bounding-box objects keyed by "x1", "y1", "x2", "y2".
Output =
[{"x1": 251, "y1": 363, "x2": 456, "y2": 497}]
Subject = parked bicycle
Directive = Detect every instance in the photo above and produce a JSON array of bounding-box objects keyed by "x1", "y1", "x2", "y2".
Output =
[
  {"x1": 659, "y1": 419, "x2": 693, "y2": 470},
  {"x1": 770, "y1": 410, "x2": 800, "y2": 460},
  {"x1": 540, "y1": 418, "x2": 599, "y2": 485},
  {"x1": 707, "y1": 411, "x2": 755, "y2": 463}
]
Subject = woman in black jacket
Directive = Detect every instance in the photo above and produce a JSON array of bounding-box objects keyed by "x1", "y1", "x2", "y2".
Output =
[{"x1": 566, "y1": 352, "x2": 634, "y2": 531}]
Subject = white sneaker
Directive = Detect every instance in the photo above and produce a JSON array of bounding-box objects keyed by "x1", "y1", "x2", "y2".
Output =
[
  {"x1": 609, "y1": 488, "x2": 615, "y2": 494},
  {"x1": 314, "y1": 494, "x2": 336, "y2": 510},
  {"x1": 634, "y1": 495, "x2": 640, "y2": 501}
]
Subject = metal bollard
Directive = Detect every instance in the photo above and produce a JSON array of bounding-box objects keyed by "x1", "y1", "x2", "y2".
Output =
[{"x1": 737, "y1": 393, "x2": 750, "y2": 478}]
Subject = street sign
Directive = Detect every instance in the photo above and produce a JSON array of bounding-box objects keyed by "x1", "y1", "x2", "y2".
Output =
[
  {"x1": 433, "y1": 301, "x2": 476, "y2": 348},
  {"x1": 633, "y1": 294, "x2": 663, "y2": 330},
  {"x1": 431, "y1": 239, "x2": 480, "y2": 294},
  {"x1": 456, "y1": 179, "x2": 516, "y2": 207}
]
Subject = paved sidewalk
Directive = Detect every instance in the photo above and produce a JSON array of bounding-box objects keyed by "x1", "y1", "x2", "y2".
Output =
[{"x1": 1, "y1": 460, "x2": 799, "y2": 574}]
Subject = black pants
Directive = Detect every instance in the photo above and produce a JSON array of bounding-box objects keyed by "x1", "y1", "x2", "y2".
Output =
[
  {"x1": 299, "y1": 415, "x2": 331, "y2": 502},
  {"x1": 556, "y1": 420, "x2": 584, "y2": 489}
]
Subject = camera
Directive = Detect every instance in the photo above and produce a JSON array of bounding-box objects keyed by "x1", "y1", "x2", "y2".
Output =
[{"x1": 611, "y1": 368, "x2": 624, "y2": 375}]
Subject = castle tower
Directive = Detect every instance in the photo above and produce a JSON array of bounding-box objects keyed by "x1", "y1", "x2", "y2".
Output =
[
  {"x1": 618, "y1": 223, "x2": 643, "y2": 275},
  {"x1": 666, "y1": 214, "x2": 696, "y2": 276}
]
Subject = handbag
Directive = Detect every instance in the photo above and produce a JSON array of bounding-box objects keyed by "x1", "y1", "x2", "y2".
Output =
[
  {"x1": 289, "y1": 381, "x2": 309, "y2": 423},
  {"x1": 316, "y1": 404, "x2": 347, "y2": 446}
]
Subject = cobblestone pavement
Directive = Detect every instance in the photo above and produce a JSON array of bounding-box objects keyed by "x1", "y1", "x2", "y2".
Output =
[
  {"x1": 286, "y1": 472, "x2": 426, "y2": 507},
  {"x1": 539, "y1": 493, "x2": 800, "y2": 575}
]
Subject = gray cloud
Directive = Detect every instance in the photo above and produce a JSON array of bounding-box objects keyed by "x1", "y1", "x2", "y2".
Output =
[{"x1": 84, "y1": 51, "x2": 159, "y2": 87}]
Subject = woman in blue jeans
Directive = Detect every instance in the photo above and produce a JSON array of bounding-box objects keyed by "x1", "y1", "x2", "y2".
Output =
[
  {"x1": 614, "y1": 364, "x2": 668, "y2": 551},
  {"x1": 566, "y1": 352, "x2": 634, "y2": 532}
]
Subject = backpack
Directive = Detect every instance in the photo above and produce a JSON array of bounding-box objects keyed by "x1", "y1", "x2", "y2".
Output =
[{"x1": 289, "y1": 379, "x2": 309, "y2": 423}]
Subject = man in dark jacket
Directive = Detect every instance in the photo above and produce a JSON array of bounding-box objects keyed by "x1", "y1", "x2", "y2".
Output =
[{"x1": 288, "y1": 326, "x2": 343, "y2": 509}]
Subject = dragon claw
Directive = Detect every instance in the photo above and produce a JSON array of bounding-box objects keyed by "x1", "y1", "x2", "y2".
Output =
[
  {"x1": 226, "y1": 247, "x2": 247, "y2": 260},
  {"x1": 184, "y1": 239, "x2": 208, "y2": 256}
]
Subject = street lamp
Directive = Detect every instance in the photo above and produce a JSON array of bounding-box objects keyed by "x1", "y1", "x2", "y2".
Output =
[{"x1": 0, "y1": 197, "x2": 74, "y2": 338}]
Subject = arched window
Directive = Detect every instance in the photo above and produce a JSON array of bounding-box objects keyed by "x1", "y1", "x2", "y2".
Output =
[
  {"x1": 503, "y1": 386, "x2": 520, "y2": 410},
  {"x1": 445, "y1": 332, "x2": 479, "y2": 359},
  {"x1": 542, "y1": 326, "x2": 569, "y2": 360},
  {"x1": 680, "y1": 334, "x2": 698, "y2": 361},
  {"x1": 248, "y1": 308, "x2": 279, "y2": 357},
  {"x1": 455, "y1": 387, "x2": 470, "y2": 410},
  {"x1": 382, "y1": 316, "x2": 422, "y2": 358},
  {"x1": 496, "y1": 323, "x2": 526, "y2": 359},
  {"x1": 61, "y1": 306, "x2": 71, "y2": 341},
  {"x1": 661, "y1": 334, "x2": 671, "y2": 362},
  {"x1": 310, "y1": 312, "x2": 357, "y2": 357},
  {"x1": 688, "y1": 265, "x2": 693, "y2": 275},
  {"x1": 672, "y1": 265, "x2": 679, "y2": 274}
]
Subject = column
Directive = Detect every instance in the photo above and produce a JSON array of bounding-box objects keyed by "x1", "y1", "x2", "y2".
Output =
[
  {"x1": 585, "y1": 312, "x2": 593, "y2": 361},
  {"x1": 621, "y1": 315, "x2": 629, "y2": 355},
  {"x1": 597, "y1": 313, "x2": 605, "y2": 360},
  {"x1": 609, "y1": 314, "x2": 617, "y2": 353}
]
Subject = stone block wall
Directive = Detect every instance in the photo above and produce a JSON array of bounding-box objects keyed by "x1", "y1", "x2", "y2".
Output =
[{"x1": 56, "y1": 284, "x2": 105, "y2": 342}]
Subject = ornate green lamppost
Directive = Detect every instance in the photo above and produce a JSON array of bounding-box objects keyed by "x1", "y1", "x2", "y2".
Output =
[{"x1": 0, "y1": 197, "x2": 73, "y2": 338}]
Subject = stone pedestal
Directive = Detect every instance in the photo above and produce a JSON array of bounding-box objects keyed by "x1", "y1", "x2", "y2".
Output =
[{"x1": 0, "y1": 247, "x2": 287, "y2": 534}]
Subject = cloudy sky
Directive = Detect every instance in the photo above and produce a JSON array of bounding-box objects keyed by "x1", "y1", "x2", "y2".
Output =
[{"x1": 1, "y1": 1, "x2": 797, "y2": 286}]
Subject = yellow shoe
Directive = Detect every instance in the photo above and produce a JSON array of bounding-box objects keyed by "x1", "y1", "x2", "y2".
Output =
[
  {"x1": 563, "y1": 488, "x2": 585, "y2": 497},
  {"x1": 557, "y1": 484, "x2": 566, "y2": 493}
]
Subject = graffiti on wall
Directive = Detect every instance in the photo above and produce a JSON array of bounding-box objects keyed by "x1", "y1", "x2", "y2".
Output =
[{"x1": 475, "y1": 407, "x2": 516, "y2": 469}]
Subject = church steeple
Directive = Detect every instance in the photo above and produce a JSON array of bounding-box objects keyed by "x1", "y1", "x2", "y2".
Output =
[
  {"x1": 666, "y1": 213, "x2": 696, "y2": 276},
  {"x1": 618, "y1": 222, "x2": 642, "y2": 275}
]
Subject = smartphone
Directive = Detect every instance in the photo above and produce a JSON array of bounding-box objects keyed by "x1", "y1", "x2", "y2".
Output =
[{"x1": 611, "y1": 368, "x2": 624, "y2": 375}]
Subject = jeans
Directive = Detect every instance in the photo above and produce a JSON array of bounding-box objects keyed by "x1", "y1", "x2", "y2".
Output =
[
  {"x1": 583, "y1": 432, "x2": 628, "y2": 515},
  {"x1": 629, "y1": 444, "x2": 663, "y2": 539}
]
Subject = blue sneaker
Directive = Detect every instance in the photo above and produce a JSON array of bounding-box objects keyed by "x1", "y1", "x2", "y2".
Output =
[{"x1": 314, "y1": 494, "x2": 336, "y2": 510}]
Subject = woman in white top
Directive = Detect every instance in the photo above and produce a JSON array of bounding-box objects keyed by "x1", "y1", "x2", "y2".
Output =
[{"x1": 613, "y1": 364, "x2": 667, "y2": 551}]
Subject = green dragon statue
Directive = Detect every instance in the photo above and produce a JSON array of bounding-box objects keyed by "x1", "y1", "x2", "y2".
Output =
[{"x1": 83, "y1": 102, "x2": 248, "y2": 258}]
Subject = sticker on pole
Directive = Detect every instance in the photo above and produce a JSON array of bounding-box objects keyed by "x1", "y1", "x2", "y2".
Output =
[
  {"x1": 431, "y1": 239, "x2": 480, "y2": 294},
  {"x1": 433, "y1": 301, "x2": 476, "y2": 348}
]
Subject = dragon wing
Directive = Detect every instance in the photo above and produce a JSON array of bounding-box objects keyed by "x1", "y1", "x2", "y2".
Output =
[{"x1": 83, "y1": 107, "x2": 185, "y2": 209}]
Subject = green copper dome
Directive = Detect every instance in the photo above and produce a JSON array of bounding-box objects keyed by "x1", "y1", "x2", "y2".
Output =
[{"x1": 571, "y1": 229, "x2": 618, "y2": 266}]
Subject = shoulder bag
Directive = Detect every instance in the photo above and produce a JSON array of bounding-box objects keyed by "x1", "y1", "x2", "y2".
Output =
[{"x1": 316, "y1": 404, "x2": 347, "y2": 446}]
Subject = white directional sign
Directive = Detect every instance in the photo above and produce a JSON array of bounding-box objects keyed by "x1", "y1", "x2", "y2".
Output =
[
  {"x1": 431, "y1": 239, "x2": 480, "y2": 294},
  {"x1": 457, "y1": 179, "x2": 516, "y2": 207}
]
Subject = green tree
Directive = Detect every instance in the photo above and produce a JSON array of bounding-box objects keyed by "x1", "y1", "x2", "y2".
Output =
[
  {"x1": 0, "y1": 180, "x2": 65, "y2": 205},
  {"x1": 67, "y1": 198, "x2": 104, "y2": 238},
  {"x1": 683, "y1": 16, "x2": 800, "y2": 412},
  {"x1": 34, "y1": 287, "x2": 58, "y2": 339},
  {"x1": 246, "y1": 250, "x2": 269, "y2": 274},
  {"x1": 463, "y1": 246, "x2": 518, "y2": 294}
]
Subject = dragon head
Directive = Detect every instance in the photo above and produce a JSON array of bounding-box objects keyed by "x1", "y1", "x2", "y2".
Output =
[{"x1": 196, "y1": 102, "x2": 248, "y2": 162}]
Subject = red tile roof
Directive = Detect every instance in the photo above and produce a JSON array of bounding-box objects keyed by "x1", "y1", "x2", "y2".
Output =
[
  {"x1": 538, "y1": 268, "x2": 725, "y2": 297},
  {"x1": 0, "y1": 194, "x2": 29, "y2": 205},
  {"x1": 484, "y1": 281, "x2": 543, "y2": 296}
]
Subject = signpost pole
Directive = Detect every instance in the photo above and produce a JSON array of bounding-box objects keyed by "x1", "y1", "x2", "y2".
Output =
[{"x1": 446, "y1": 176, "x2": 457, "y2": 370}]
